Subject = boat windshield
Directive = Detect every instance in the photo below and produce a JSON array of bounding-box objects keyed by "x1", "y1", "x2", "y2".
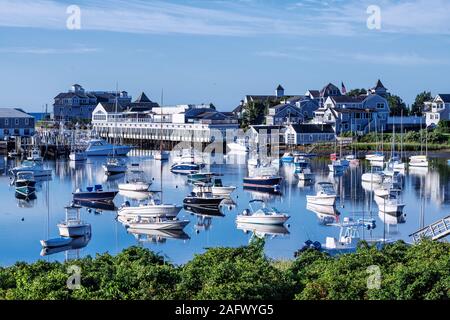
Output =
[{"x1": 318, "y1": 183, "x2": 335, "y2": 193}]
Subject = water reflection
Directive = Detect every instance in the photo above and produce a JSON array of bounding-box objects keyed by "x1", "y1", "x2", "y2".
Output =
[
  {"x1": 237, "y1": 223, "x2": 290, "y2": 240},
  {"x1": 126, "y1": 228, "x2": 190, "y2": 243},
  {"x1": 1, "y1": 153, "x2": 450, "y2": 265},
  {"x1": 40, "y1": 233, "x2": 92, "y2": 257}
]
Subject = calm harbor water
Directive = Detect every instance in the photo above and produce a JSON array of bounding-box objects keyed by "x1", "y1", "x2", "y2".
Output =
[{"x1": 0, "y1": 151, "x2": 449, "y2": 266}]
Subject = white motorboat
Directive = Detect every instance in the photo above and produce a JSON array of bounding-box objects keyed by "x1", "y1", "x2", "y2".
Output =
[
  {"x1": 409, "y1": 155, "x2": 429, "y2": 167},
  {"x1": 84, "y1": 138, "x2": 131, "y2": 156},
  {"x1": 57, "y1": 204, "x2": 91, "y2": 238},
  {"x1": 170, "y1": 162, "x2": 201, "y2": 174},
  {"x1": 306, "y1": 182, "x2": 337, "y2": 206},
  {"x1": 119, "y1": 215, "x2": 190, "y2": 230},
  {"x1": 118, "y1": 165, "x2": 151, "y2": 192},
  {"x1": 193, "y1": 178, "x2": 236, "y2": 196},
  {"x1": 236, "y1": 200, "x2": 290, "y2": 225},
  {"x1": 27, "y1": 147, "x2": 43, "y2": 162},
  {"x1": 69, "y1": 151, "x2": 87, "y2": 161},
  {"x1": 103, "y1": 157, "x2": 127, "y2": 175},
  {"x1": 320, "y1": 218, "x2": 392, "y2": 254},
  {"x1": 10, "y1": 160, "x2": 52, "y2": 178},
  {"x1": 374, "y1": 192, "x2": 405, "y2": 214},
  {"x1": 361, "y1": 166, "x2": 384, "y2": 183},
  {"x1": 118, "y1": 198, "x2": 182, "y2": 218},
  {"x1": 365, "y1": 152, "x2": 384, "y2": 162}
]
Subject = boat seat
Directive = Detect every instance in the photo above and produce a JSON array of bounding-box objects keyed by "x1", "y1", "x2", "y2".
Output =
[{"x1": 86, "y1": 187, "x2": 93, "y2": 192}]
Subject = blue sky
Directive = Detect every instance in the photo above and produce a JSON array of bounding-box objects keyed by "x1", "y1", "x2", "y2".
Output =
[{"x1": 0, "y1": 0, "x2": 450, "y2": 112}]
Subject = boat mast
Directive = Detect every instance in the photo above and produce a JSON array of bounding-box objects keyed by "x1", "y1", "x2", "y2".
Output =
[
  {"x1": 113, "y1": 82, "x2": 119, "y2": 158},
  {"x1": 160, "y1": 88, "x2": 164, "y2": 202}
]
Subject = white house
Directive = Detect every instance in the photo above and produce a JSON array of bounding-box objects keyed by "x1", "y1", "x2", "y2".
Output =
[
  {"x1": 312, "y1": 80, "x2": 390, "y2": 134},
  {"x1": 424, "y1": 94, "x2": 450, "y2": 127},
  {"x1": 285, "y1": 124, "x2": 335, "y2": 145}
]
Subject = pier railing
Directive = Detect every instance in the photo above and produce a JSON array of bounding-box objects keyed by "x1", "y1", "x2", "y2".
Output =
[{"x1": 409, "y1": 215, "x2": 450, "y2": 243}]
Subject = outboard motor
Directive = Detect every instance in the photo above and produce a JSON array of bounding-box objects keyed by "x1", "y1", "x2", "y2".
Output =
[
  {"x1": 121, "y1": 201, "x2": 130, "y2": 208},
  {"x1": 242, "y1": 209, "x2": 250, "y2": 216}
]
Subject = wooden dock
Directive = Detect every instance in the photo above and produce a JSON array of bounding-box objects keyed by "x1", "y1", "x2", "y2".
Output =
[{"x1": 409, "y1": 215, "x2": 450, "y2": 243}]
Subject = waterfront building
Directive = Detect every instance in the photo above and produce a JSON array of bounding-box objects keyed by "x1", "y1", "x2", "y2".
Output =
[
  {"x1": 92, "y1": 103, "x2": 239, "y2": 144},
  {"x1": 285, "y1": 123, "x2": 335, "y2": 145},
  {"x1": 312, "y1": 80, "x2": 390, "y2": 135},
  {"x1": 387, "y1": 116, "x2": 425, "y2": 132},
  {"x1": 248, "y1": 125, "x2": 286, "y2": 145},
  {"x1": 424, "y1": 94, "x2": 450, "y2": 127},
  {"x1": 53, "y1": 84, "x2": 133, "y2": 122},
  {"x1": 0, "y1": 108, "x2": 35, "y2": 139}
]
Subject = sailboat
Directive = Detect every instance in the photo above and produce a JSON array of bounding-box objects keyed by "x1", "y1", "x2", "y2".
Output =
[
  {"x1": 409, "y1": 117, "x2": 429, "y2": 168},
  {"x1": 103, "y1": 86, "x2": 127, "y2": 175}
]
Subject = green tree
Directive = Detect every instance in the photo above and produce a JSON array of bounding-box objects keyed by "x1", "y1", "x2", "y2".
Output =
[
  {"x1": 242, "y1": 101, "x2": 266, "y2": 128},
  {"x1": 346, "y1": 88, "x2": 367, "y2": 97},
  {"x1": 388, "y1": 95, "x2": 409, "y2": 116},
  {"x1": 411, "y1": 91, "x2": 432, "y2": 116}
]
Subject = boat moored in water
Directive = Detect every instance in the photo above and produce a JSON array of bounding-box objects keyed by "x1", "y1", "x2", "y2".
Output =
[
  {"x1": 306, "y1": 182, "x2": 337, "y2": 206},
  {"x1": 73, "y1": 185, "x2": 118, "y2": 202},
  {"x1": 236, "y1": 199, "x2": 290, "y2": 225}
]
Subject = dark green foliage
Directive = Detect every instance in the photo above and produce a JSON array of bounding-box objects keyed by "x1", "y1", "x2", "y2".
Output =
[
  {"x1": 411, "y1": 91, "x2": 432, "y2": 116},
  {"x1": 0, "y1": 241, "x2": 448, "y2": 300},
  {"x1": 388, "y1": 94, "x2": 409, "y2": 116},
  {"x1": 346, "y1": 88, "x2": 367, "y2": 97}
]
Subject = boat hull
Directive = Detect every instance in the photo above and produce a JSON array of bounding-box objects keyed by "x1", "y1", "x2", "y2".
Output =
[
  {"x1": 211, "y1": 186, "x2": 236, "y2": 196},
  {"x1": 118, "y1": 205, "x2": 181, "y2": 218},
  {"x1": 118, "y1": 183, "x2": 150, "y2": 192},
  {"x1": 85, "y1": 145, "x2": 131, "y2": 156},
  {"x1": 243, "y1": 177, "x2": 282, "y2": 193},
  {"x1": 306, "y1": 195, "x2": 336, "y2": 206},
  {"x1": 73, "y1": 191, "x2": 118, "y2": 202},
  {"x1": 126, "y1": 220, "x2": 190, "y2": 230},
  {"x1": 183, "y1": 197, "x2": 224, "y2": 207},
  {"x1": 236, "y1": 215, "x2": 289, "y2": 225},
  {"x1": 57, "y1": 224, "x2": 91, "y2": 238}
]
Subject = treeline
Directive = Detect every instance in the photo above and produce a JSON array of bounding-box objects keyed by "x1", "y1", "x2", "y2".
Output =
[{"x1": 0, "y1": 240, "x2": 448, "y2": 300}]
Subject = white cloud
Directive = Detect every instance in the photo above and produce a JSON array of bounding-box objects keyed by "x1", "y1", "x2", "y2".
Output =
[
  {"x1": 0, "y1": 0, "x2": 449, "y2": 37},
  {"x1": 0, "y1": 46, "x2": 100, "y2": 54}
]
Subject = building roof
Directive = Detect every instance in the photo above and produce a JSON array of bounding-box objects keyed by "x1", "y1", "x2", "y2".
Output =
[
  {"x1": 330, "y1": 96, "x2": 366, "y2": 103},
  {"x1": 306, "y1": 90, "x2": 320, "y2": 98},
  {"x1": 250, "y1": 125, "x2": 284, "y2": 133},
  {"x1": 436, "y1": 94, "x2": 450, "y2": 103},
  {"x1": 290, "y1": 123, "x2": 334, "y2": 134},
  {"x1": 372, "y1": 79, "x2": 386, "y2": 90},
  {"x1": 232, "y1": 104, "x2": 244, "y2": 114},
  {"x1": 97, "y1": 102, "x2": 125, "y2": 113},
  {"x1": 134, "y1": 92, "x2": 152, "y2": 103},
  {"x1": 276, "y1": 84, "x2": 284, "y2": 91},
  {"x1": 320, "y1": 83, "x2": 341, "y2": 97},
  {"x1": 0, "y1": 108, "x2": 34, "y2": 118}
]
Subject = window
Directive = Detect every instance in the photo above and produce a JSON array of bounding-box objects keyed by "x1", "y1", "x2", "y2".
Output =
[
  {"x1": 25, "y1": 118, "x2": 29, "y2": 125},
  {"x1": 376, "y1": 103, "x2": 384, "y2": 109},
  {"x1": 24, "y1": 129, "x2": 30, "y2": 135},
  {"x1": 5, "y1": 119, "x2": 8, "y2": 125},
  {"x1": 15, "y1": 119, "x2": 19, "y2": 125}
]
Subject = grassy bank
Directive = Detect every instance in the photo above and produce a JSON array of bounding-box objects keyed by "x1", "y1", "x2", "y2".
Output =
[
  {"x1": 0, "y1": 240, "x2": 448, "y2": 300},
  {"x1": 351, "y1": 142, "x2": 450, "y2": 152}
]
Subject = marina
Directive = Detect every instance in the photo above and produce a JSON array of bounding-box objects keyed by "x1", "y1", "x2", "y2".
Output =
[{"x1": 0, "y1": 150, "x2": 449, "y2": 266}]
